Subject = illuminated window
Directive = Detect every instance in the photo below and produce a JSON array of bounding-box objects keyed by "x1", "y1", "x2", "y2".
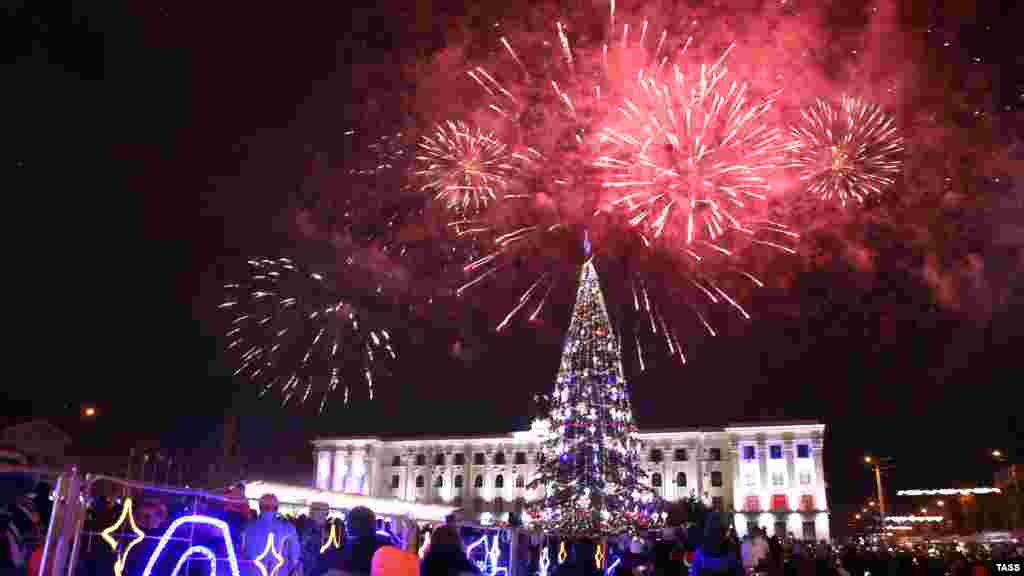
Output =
[
  {"x1": 495, "y1": 475, "x2": 504, "y2": 489},
  {"x1": 708, "y1": 449, "x2": 722, "y2": 461},
  {"x1": 391, "y1": 475, "x2": 399, "y2": 489},
  {"x1": 495, "y1": 452, "x2": 506, "y2": 465},
  {"x1": 415, "y1": 475, "x2": 424, "y2": 488},
  {"x1": 474, "y1": 453, "x2": 485, "y2": 465},
  {"x1": 771, "y1": 494, "x2": 788, "y2": 511},
  {"x1": 674, "y1": 448, "x2": 688, "y2": 461},
  {"x1": 745, "y1": 495, "x2": 760, "y2": 512},
  {"x1": 474, "y1": 475, "x2": 484, "y2": 488},
  {"x1": 743, "y1": 446, "x2": 756, "y2": 460},
  {"x1": 515, "y1": 452, "x2": 527, "y2": 465},
  {"x1": 651, "y1": 473, "x2": 662, "y2": 487},
  {"x1": 744, "y1": 472, "x2": 757, "y2": 487},
  {"x1": 772, "y1": 472, "x2": 785, "y2": 487},
  {"x1": 800, "y1": 494, "x2": 815, "y2": 511},
  {"x1": 650, "y1": 449, "x2": 663, "y2": 463},
  {"x1": 675, "y1": 472, "x2": 687, "y2": 487},
  {"x1": 434, "y1": 476, "x2": 444, "y2": 488},
  {"x1": 770, "y1": 446, "x2": 783, "y2": 460},
  {"x1": 435, "y1": 454, "x2": 445, "y2": 466},
  {"x1": 710, "y1": 471, "x2": 723, "y2": 487},
  {"x1": 454, "y1": 453, "x2": 465, "y2": 465},
  {"x1": 416, "y1": 454, "x2": 426, "y2": 466},
  {"x1": 799, "y1": 471, "x2": 812, "y2": 485},
  {"x1": 802, "y1": 521, "x2": 815, "y2": 541},
  {"x1": 797, "y1": 444, "x2": 810, "y2": 459},
  {"x1": 391, "y1": 455, "x2": 401, "y2": 466},
  {"x1": 454, "y1": 475, "x2": 464, "y2": 488},
  {"x1": 515, "y1": 476, "x2": 525, "y2": 488}
]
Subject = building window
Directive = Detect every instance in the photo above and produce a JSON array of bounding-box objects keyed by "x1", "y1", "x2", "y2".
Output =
[
  {"x1": 710, "y1": 471, "x2": 723, "y2": 487},
  {"x1": 391, "y1": 475, "x2": 400, "y2": 489},
  {"x1": 453, "y1": 496, "x2": 463, "y2": 507},
  {"x1": 435, "y1": 453, "x2": 445, "y2": 466},
  {"x1": 434, "y1": 476, "x2": 444, "y2": 488},
  {"x1": 770, "y1": 494, "x2": 788, "y2": 511},
  {"x1": 473, "y1": 497, "x2": 484, "y2": 511},
  {"x1": 474, "y1": 453, "x2": 485, "y2": 465},
  {"x1": 650, "y1": 449, "x2": 663, "y2": 463},
  {"x1": 515, "y1": 476, "x2": 525, "y2": 488},
  {"x1": 770, "y1": 446, "x2": 783, "y2": 460},
  {"x1": 416, "y1": 454, "x2": 426, "y2": 466},
  {"x1": 454, "y1": 453, "x2": 465, "y2": 466},
  {"x1": 537, "y1": 452, "x2": 545, "y2": 464},
  {"x1": 708, "y1": 449, "x2": 722, "y2": 461},
  {"x1": 800, "y1": 494, "x2": 815, "y2": 511},
  {"x1": 744, "y1": 495, "x2": 760, "y2": 512},
  {"x1": 744, "y1": 471, "x2": 757, "y2": 487},
  {"x1": 743, "y1": 446, "x2": 756, "y2": 461},
  {"x1": 454, "y1": 475, "x2": 464, "y2": 488},
  {"x1": 676, "y1": 472, "x2": 687, "y2": 487},
  {"x1": 651, "y1": 473, "x2": 662, "y2": 487},
  {"x1": 797, "y1": 444, "x2": 810, "y2": 459},
  {"x1": 495, "y1": 498, "x2": 504, "y2": 513},
  {"x1": 392, "y1": 455, "x2": 402, "y2": 466},
  {"x1": 674, "y1": 448, "x2": 688, "y2": 461},
  {"x1": 415, "y1": 475, "x2": 425, "y2": 488},
  {"x1": 802, "y1": 521, "x2": 816, "y2": 541},
  {"x1": 474, "y1": 475, "x2": 484, "y2": 488},
  {"x1": 515, "y1": 452, "x2": 527, "y2": 465},
  {"x1": 495, "y1": 452, "x2": 506, "y2": 465},
  {"x1": 495, "y1": 474, "x2": 504, "y2": 489},
  {"x1": 711, "y1": 497, "x2": 723, "y2": 511},
  {"x1": 771, "y1": 472, "x2": 785, "y2": 487},
  {"x1": 799, "y1": 471, "x2": 812, "y2": 485}
]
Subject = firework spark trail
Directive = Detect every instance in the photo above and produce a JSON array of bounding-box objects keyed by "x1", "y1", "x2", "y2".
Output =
[
  {"x1": 414, "y1": 120, "x2": 522, "y2": 216},
  {"x1": 787, "y1": 96, "x2": 905, "y2": 206},
  {"x1": 221, "y1": 258, "x2": 397, "y2": 413}
]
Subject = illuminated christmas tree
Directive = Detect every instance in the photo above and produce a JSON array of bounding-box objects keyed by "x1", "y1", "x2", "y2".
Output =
[{"x1": 526, "y1": 251, "x2": 660, "y2": 538}]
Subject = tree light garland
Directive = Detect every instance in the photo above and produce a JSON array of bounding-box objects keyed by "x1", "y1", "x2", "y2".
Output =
[{"x1": 896, "y1": 488, "x2": 1001, "y2": 496}]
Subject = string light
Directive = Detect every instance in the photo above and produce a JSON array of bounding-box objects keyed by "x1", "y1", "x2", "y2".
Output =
[
  {"x1": 170, "y1": 547, "x2": 216, "y2": 576},
  {"x1": 896, "y1": 488, "x2": 1001, "y2": 496},
  {"x1": 254, "y1": 533, "x2": 286, "y2": 576},
  {"x1": 884, "y1": 516, "x2": 945, "y2": 523},
  {"x1": 142, "y1": 515, "x2": 242, "y2": 576},
  {"x1": 100, "y1": 498, "x2": 146, "y2": 576}
]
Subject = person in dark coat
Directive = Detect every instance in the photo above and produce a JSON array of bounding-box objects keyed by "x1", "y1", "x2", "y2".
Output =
[
  {"x1": 688, "y1": 513, "x2": 741, "y2": 576},
  {"x1": 321, "y1": 507, "x2": 389, "y2": 576},
  {"x1": 420, "y1": 525, "x2": 478, "y2": 576}
]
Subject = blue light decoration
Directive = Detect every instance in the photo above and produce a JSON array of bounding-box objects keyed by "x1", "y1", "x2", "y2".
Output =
[
  {"x1": 605, "y1": 556, "x2": 621, "y2": 576},
  {"x1": 464, "y1": 533, "x2": 507, "y2": 576},
  {"x1": 170, "y1": 547, "x2": 217, "y2": 576},
  {"x1": 141, "y1": 515, "x2": 242, "y2": 576},
  {"x1": 254, "y1": 533, "x2": 286, "y2": 576},
  {"x1": 538, "y1": 546, "x2": 550, "y2": 576}
]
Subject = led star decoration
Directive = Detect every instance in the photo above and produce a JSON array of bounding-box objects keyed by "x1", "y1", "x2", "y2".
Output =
[
  {"x1": 254, "y1": 533, "x2": 286, "y2": 576},
  {"x1": 558, "y1": 542, "x2": 567, "y2": 564},
  {"x1": 320, "y1": 523, "x2": 341, "y2": 554},
  {"x1": 100, "y1": 498, "x2": 146, "y2": 576},
  {"x1": 142, "y1": 515, "x2": 242, "y2": 576},
  {"x1": 170, "y1": 546, "x2": 217, "y2": 576},
  {"x1": 594, "y1": 543, "x2": 605, "y2": 569}
]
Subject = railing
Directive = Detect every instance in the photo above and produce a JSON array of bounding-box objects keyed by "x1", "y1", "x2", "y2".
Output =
[{"x1": 24, "y1": 469, "x2": 525, "y2": 576}]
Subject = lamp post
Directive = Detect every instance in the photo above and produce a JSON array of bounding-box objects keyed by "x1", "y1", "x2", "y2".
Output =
[{"x1": 864, "y1": 456, "x2": 890, "y2": 517}]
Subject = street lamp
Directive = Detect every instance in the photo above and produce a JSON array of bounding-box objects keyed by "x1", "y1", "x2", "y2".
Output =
[
  {"x1": 936, "y1": 500, "x2": 944, "y2": 507},
  {"x1": 921, "y1": 508, "x2": 928, "y2": 514},
  {"x1": 992, "y1": 450, "x2": 1003, "y2": 458},
  {"x1": 865, "y1": 455, "x2": 887, "y2": 516}
]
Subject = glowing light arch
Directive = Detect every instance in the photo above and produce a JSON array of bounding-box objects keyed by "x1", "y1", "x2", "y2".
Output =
[{"x1": 141, "y1": 515, "x2": 242, "y2": 576}]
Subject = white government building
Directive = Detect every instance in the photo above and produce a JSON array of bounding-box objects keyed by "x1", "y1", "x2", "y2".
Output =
[{"x1": 312, "y1": 420, "x2": 830, "y2": 541}]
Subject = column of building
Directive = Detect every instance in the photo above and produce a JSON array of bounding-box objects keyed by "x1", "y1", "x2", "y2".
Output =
[
  {"x1": 812, "y1": 437, "x2": 826, "y2": 512},
  {"x1": 333, "y1": 449, "x2": 349, "y2": 493},
  {"x1": 758, "y1": 436, "x2": 769, "y2": 512},
  {"x1": 729, "y1": 439, "x2": 742, "y2": 512}
]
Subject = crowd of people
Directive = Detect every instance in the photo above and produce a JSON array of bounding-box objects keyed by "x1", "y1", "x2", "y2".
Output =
[{"x1": 5, "y1": 470, "x2": 1024, "y2": 576}]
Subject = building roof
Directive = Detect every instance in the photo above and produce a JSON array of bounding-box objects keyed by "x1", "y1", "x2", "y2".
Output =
[{"x1": 312, "y1": 420, "x2": 826, "y2": 447}]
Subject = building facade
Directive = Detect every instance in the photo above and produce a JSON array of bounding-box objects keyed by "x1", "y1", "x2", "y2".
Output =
[{"x1": 312, "y1": 420, "x2": 830, "y2": 540}]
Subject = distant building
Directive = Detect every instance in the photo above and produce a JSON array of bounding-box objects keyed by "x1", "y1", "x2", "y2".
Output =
[{"x1": 313, "y1": 420, "x2": 830, "y2": 540}]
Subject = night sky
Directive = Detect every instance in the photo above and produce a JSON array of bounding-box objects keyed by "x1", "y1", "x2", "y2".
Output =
[{"x1": 8, "y1": 0, "x2": 1023, "y2": 537}]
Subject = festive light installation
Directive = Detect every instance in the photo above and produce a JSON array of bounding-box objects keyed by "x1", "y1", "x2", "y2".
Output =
[
  {"x1": 558, "y1": 542, "x2": 568, "y2": 565},
  {"x1": 605, "y1": 557, "x2": 622, "y2": 576},
  {"x1": 100, "y1": 498, "x2": 146, "y2": 576},
  {"x1": 170, "y1": 547, "x2": 217, "y2": 576},
  {"x1": 141, "y1": 516, "x2": 242, "y2": 576},
  {"x1": 254, "y1": 533, "x2": 286, "y2": 576},
  {"x1": 320, "y1": 523, "x2": 341, "y2": 554},
  {"x1": 884, "y1": 516, "x2": 945, "y2": 523},
  {"x1": 896, "y1": 488, "x2": 1001, "y2": 496},
  {"x1": 594, "y1": 543, "x2": 606, "y2": 569},
  {"x1": 539, "y1": 545, "x2": 551, "y2": 576},
  {"x1": 526, "y1": 257, "x2": 659, "y2": 538}
]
